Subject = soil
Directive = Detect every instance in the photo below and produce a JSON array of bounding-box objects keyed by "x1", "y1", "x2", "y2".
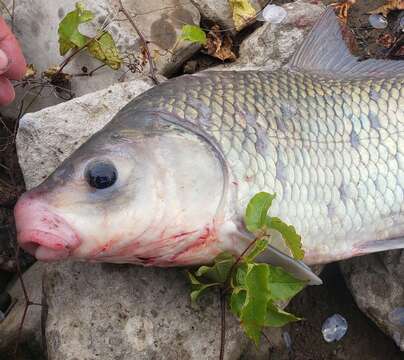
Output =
[
  {"x1": 284, "y1": 264, "x2": 403, "y2": 360},
  {"x1": 0, "y1": 1, "x2": 403, "y2": 359},
  {"x1": 0, "y1": 115, "x2": 33, "y2": 293}
]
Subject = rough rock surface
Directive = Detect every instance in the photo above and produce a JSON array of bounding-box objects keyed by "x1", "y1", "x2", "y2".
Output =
[
  {"x1": 0, "y1": 262, "x2": 46, "y2": 359},
  {"x1": 44, "y1": 262, "x2": 284, "y2": 360},
  {"x1": 212, "y1": 0, "x2": 325, "y2": 72},
  {"x1": 2, "y1": 0, "x2": 199, "y2": 117},
  {"x1": 16, "y1": 76, "x2": 155, "y2": 190},
  {"x1": 340, "y1": 251, "x2": 404, "y2": 351},
  {"x1": 191, "y1": 0, "x2": 267, "y2": 32}
]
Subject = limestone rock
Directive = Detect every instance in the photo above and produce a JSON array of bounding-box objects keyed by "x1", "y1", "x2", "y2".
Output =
[
  {"x1": 340, "y1": 251, "x2": 404, "y2": 351},
  {"x1": 16, "y1": 77, "x2": 155, "y2": 190},
  {"x1": 211, "y1": 0, "x2": 325, "y2": 72},
  {"x1": 0, "y1": 262, "x2": 46, "y2": 359},
  {"x1": 191, "y1": 0, "x2": 267, "y2": 32},
  {"x1": 1, "y1": 0, "x2": 199, "y2": 117},
  {"x1": 44, "y1": 261, "x2": 284, "y2": 360}
]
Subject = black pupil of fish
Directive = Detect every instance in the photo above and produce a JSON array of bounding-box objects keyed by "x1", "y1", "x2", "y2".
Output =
[{"x1": 86, "y1": 161, "x2": 117, "y2": 189}]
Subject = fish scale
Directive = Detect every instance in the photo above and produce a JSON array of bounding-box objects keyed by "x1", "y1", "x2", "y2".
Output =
[{"x1": 130, "y1": 69, "x2": 404, "y2": 263}]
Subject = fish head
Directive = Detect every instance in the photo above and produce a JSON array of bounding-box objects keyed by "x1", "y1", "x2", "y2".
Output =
[{"x1": 14, "y1": 110, "x2": 232, "y2": 265}]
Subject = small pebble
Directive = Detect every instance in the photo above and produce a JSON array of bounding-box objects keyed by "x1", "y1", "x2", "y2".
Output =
[
  {"x1": 388, "y1": 307, "x2": 404, "y2": 326},
  {"x1": 399, "y1": 14, "x2": 404, "y2": 32},
  {"x1": 257, "y1": 5, "x2": 287, "y2": 24},
  {"x1": 368, "y1": 14, "x2": 388, "y2": 29},
  {"x1": 322, "y1": 314, "x2": 348, "y2": 343},
  {"x1": 282, "y1": 331, "x2": 292, "y2": 351}
]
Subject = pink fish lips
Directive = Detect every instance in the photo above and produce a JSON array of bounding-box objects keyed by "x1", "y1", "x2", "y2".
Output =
[{"x1": 14, "y1": 193, "x2": 81, "y2": 261}]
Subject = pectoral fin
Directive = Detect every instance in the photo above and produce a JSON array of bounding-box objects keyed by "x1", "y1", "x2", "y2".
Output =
[{"x1": 257, "y1": 244, "x2": 323, "y2": 285}]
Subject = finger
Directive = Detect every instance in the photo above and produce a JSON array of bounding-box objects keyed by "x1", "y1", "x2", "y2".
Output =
[
  {"x1": 0, "y1": 75, "x2": 15, "y2": 105},
  {"x1": 0, "y1": 48, "x2": 9, "y2": 73},
  {"x1": 0, "y1": 17, "x2": 26, "y2": 80}
]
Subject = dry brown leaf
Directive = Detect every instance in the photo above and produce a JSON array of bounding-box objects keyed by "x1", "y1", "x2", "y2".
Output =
[
  {"x1": 377, "y1": 33, "x2": 397, "y2": 48},
  {"x1": 331, "y1": 0, "x2": 357, "y2": 24},
  {"x1": 369, "y1": 0, "x2": 404, "y2": 17},
  {"x1": 204, "y1": 25, "x2": 236, "y2": 61},
  {"x1": 43, "y1": 66, "x2": 71, "y2": 85},
  {"x1": 23, "y1": 64, "x2": 37, "y2": 80}
]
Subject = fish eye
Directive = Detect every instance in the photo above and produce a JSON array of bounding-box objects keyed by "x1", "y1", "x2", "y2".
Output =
[{"x1": 85, "y1": 160, "x2": 118, "y2": 189}]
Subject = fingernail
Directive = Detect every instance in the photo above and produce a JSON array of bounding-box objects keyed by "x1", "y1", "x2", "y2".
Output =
[{"x1": 0, "y1": 49, "x2": 9, "y2": 73}]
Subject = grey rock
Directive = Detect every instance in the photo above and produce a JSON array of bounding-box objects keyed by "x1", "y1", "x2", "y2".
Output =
[
  {"x1": 0, "y1": 262, "x2": 46, "y2": 359},
  {"x1": 191, "y1": 0, "x2": 267, "y2": 32},
  {"x1": 16, "y1": 76, "x2": 155, "y2": 190},
  {"x1": 212, "y1": 0, "x2": 325, "y2": 72},
  {"x1": 340, "y1": 251, "x2": 404, "y2": 351},
  {"x1": 1, "y1": 0, "x2": 199, "y2": 117},
  {"x1": 44, "y1": 261, "x2": 284, "y2": 360}
]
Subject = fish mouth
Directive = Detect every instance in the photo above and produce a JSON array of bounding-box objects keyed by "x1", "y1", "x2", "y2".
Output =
[
  {"x1": 18, "y1": 229, "x2": 76, "y2": 261},
  {"x1": 14, "y1": 192, "x2": 81, "y2": 262}
]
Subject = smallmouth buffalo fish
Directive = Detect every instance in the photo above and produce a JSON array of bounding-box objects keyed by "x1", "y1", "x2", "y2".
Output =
[{"x1": 14, "y1": 9, "x2": 404, "y2": 285}]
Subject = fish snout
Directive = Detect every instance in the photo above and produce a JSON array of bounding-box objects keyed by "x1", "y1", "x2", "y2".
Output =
[{"x1": 14, "y1": 192, "x2": 80, "y2": 261}]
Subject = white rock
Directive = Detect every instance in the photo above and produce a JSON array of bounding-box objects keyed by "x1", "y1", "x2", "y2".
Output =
[
  {"x1": 211, "y1": 0, "x2": 325, "y2": 72},
  {"x1": 2, "y1": 0, "x2": 200, "y2": 117},
  {"x1": 191, "y1": 0, "x2": 267, "y2": 32},
  {"x1": 44, "y1": 262, "x2": 284, "y2": 360},
  {"x1": 16, "y1": 76, "x2": 155, "y2": 190}
]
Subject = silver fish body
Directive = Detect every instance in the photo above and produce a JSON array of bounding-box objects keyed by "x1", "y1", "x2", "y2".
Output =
[
  {"x1": 13, "y1": 8, "x2": 404, "y2": 275},
  {"x1": 112, "y1": 69, "x2": 404, "y2": 264}
]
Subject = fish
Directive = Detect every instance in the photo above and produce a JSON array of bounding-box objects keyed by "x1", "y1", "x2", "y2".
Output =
[{"x1": 14, "y1": 8, "x2": 404, "y2": 286}]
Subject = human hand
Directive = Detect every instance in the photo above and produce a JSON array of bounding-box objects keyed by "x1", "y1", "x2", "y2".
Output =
[{"x1": 0, "y1": 17, "x2": 26, "y2": 106}]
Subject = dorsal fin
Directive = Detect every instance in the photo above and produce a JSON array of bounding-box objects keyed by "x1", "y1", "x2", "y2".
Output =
[{"x1": 288, "y1": 7, "x2": 404, "y2": 79}]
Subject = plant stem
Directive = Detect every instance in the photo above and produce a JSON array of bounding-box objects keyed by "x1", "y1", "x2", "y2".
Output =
[
  {"x1": 13, "y1": 245, "x2": 46, "y2": 360},
  {"x1": 224, "y1": 237, "x2": 260, "y2": 293},
  {"x1": 74, "y1": 63, "x2": 107, "y2": 77},
  {"x1": 219, "y1": 288, "x2": 226, "y2": 360},
  {"x1": 0, "y1": 1, "x2": 12, "y2": 19},
  {"x1": 56, "y1": 34, "x2": 101, "y2": 76},
  {"x1": 117, "y1": 0, "x2": 159, "y2": 85}
]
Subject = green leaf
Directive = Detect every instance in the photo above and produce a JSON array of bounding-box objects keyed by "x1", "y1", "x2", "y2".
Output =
[
  {"x1": 240, "y1": 263, "x2": 271, "y2": 345},
  {"x1": 264, "y1": 301, "x2": 301, "y2": 327},
  {"x1": 188, "y1": 272, "x2": 219, "y2": 302},
  {"x1": 58, "y1": 2, "x2": 93, "y2": 55},
  {"x1": 87, "y1": 32, "x2": 122, "y2": 69},
  {"x1": 180, "y1": 25, "x2": 207, "y2": 45},
  {"x1": 267, "y1": 266, "x2": 306, "y2": 301},
  {"x1": 244, "y1": 192, "x2": 276, "y2": 233},
  {"x1": 243, "y1": 238, "x2": 269, "y2": 263},
  {"x1": 195, "y1": 252, "x2": 235, "y2": 283},
  {"x1": 268, "y1": 217, "x2": 305, "y2": 260},
  {"x1": 234, "y1": 263, "x2": 248, "y2": 287},
  {"x1": 230, "y1": 288, "x2": 246, "y2": 318}
]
